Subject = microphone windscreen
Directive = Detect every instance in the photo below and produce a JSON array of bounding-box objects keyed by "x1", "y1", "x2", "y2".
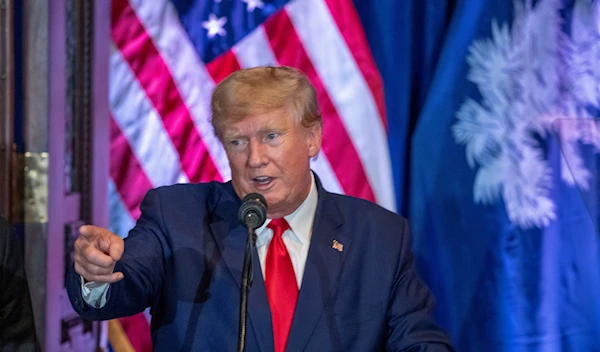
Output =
[{"x1": 238, "y1": 193, "x2": 268, "y2": 229}]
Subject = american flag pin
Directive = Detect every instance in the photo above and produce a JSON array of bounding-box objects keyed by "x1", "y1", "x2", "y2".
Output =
[{"x1": 332, "y1": 239, "x2": 343, "y2": 252}]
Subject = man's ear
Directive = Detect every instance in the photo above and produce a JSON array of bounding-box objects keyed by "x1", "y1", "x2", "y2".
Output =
[{"x1": 306, "y1": 124, "x2": 322, "y2": 158}]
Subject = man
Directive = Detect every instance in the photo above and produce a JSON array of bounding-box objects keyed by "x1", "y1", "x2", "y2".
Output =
[
  {"x1": 0, "y1": 216, "x2": 39, "y2": 351},
  {"x1": 67, "y1": 66, "x2": 453, "y2": 351}
]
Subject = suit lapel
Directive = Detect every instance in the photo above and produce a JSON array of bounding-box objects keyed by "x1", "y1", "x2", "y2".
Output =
[
  {"x1": 208, "y1": 182, "x2": 274, "y2": 352},
  {"x1": 286, "y1": 181, "x2": 352, "y2": 351},
  {"x1": 207, "y1": 183, "x2": 245, "y2": 289}
]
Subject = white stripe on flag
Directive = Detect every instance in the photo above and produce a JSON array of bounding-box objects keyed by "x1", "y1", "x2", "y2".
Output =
[
  {"x1": 309, "y1": 156, "x2": 344, "y2": 195},
  {"x1": 232, "y1": 26, "x2": 278, "y2": 68},
  {"x1": 128, "y1": 0, "x2": 231, "y2": 180},
  {"x1": 286, "y1": 0, "x2": 396, "y2": 210},
  {"x1": 110, "y1": 46, "x2": 188, "y2": 187},
  {"x1": 233, "y1": 26, "x2": 345, "y2": 195}
]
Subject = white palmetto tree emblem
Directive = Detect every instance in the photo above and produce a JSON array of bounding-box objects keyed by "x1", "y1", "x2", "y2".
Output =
[{"x1": 452, "y1": 0, "x2": 600, "y2": 229}]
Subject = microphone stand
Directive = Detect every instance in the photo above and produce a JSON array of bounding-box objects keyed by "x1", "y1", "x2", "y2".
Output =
[
  {"x1": 238, "y1": 226, "x2": 257, "y2": 352},
  {"x1": 237, "y1": 193, "x2": 266, "y2": 352}
]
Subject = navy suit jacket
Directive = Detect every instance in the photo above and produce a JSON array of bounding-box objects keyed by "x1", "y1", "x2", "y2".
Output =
[{"x1": 67, "y1": 176, "x2": 453, "y2": 351}]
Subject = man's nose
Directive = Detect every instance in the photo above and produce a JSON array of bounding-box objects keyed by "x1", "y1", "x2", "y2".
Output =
[{"x1": 248, "y1": 140, "x2": 268, "y2": 168}]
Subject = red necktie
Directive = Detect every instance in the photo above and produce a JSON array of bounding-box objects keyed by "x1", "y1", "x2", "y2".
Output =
[{"x1": 265, "y1": 218, "x2": 298, "y2": 352}]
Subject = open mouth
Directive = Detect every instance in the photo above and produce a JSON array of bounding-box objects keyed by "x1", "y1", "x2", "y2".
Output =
[{"x1": 253, "y1": 176, "x2": 274, "y2": 187}]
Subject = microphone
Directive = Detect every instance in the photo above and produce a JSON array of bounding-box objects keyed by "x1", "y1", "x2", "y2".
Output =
[{"x1": 238, "y1": 193, "x2": 267, "y2": 229}]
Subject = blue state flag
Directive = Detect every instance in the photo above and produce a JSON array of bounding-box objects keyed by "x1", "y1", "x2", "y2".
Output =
[{"x1": 408, "y1": 0, "x2": 600, "y2": 350}]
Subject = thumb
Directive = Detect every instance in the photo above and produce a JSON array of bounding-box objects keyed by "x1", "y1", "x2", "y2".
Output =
[
  {"x1": 98, "y1": 237, "x2": 110, "y2": 253},
  {"x1": 107, "y1": 236, "x2": 125, "y2": 262}
]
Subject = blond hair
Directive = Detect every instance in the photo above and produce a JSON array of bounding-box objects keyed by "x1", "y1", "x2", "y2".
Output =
[{"x1": 211, "y1": 66, "x2": 322, "y2": 139}]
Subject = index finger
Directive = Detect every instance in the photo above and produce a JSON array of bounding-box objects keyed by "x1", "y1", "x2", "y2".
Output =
[{"x1": 79, "y1": 225, "x2": 103, "y2": 241}]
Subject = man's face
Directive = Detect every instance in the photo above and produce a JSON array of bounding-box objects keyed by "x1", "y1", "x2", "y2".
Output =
[{"x1": 222, "y1": 109, "x2": 322, "y2": 219}]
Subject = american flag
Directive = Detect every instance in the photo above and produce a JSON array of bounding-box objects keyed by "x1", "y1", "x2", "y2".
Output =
[{"x1": 108, "y1": 0, "x2": 395, "y2": 349}]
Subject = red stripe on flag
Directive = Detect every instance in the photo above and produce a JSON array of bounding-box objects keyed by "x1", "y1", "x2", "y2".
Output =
[
  {"x1": 206, "y1": 50, "x2": 241, "y2": 84},
  {"x1": 118, "y1": 313, "x2": 153, "y2": 352},
  {"x1": 111, "y1": 0, "x2": 222, "y2": 183},
  {"x1": 110, "y1": 116, "x2": 153, "y2": 220},
  {"x1": 263, "y1": 10, "x2": 377, "y2": 202},
  {"x1": 323, "y1": 0, "x2": 388, "y2": 129}
]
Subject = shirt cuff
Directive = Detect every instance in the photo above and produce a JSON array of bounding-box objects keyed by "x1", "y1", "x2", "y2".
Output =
[{"x1": 80, "y1": 276, "x2": 110, "y2": 309}]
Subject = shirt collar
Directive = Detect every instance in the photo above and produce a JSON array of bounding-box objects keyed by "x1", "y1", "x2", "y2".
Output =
[{"x1": 256, "y1": 173, "x2": 318, "y2": 246}]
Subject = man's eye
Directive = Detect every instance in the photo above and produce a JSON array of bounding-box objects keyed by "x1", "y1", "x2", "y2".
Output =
[
  {"x1": 229, "y1": 140, "x2": 241, "y2": 146},
  {"x1": 266, "y1": 133, "x2": 278, "y2": 140}
]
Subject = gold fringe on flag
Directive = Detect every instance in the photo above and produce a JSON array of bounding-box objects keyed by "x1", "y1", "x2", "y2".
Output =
[{"x1": 108, "y1": 319, "x2": 135, "y2": 352}]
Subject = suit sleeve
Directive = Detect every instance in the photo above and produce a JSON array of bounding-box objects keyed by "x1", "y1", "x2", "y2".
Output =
[
  {"x1": 0, "y1": 218, "x2": 40, "y2": 351},
  {"x1": 385, "y1": 219, "x2": 455, "y2": 352},
  {"x1": 67, "y1": 188, "x2": 169, "y2": 320}
]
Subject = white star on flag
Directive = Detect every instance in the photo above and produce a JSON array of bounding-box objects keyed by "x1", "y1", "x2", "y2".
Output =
[
  {"x1": 242, "y1": 0, "x2": 264, "y2": 12},
  {"x1": 202, "y1": 13, "x2": 227, "y2": 39}
]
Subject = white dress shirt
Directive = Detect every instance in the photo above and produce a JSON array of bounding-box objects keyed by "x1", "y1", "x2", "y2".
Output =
[{"x1": 82, "y1": 174, "x2": 318, "y2": 308}]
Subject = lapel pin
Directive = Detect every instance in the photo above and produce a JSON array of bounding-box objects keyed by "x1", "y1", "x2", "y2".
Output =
[{"x1": 332, "y1": 239, "x2": 343, "y2": 252}]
